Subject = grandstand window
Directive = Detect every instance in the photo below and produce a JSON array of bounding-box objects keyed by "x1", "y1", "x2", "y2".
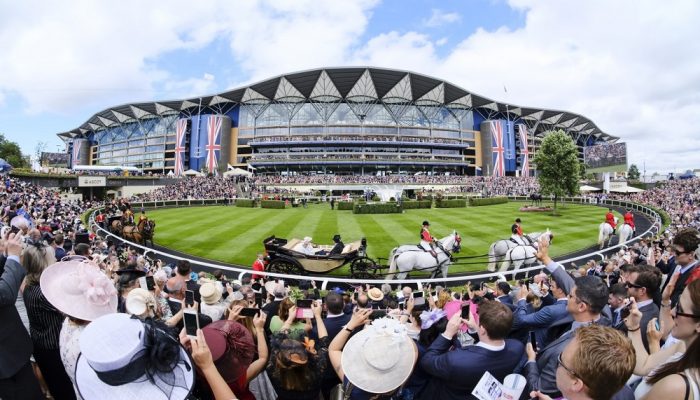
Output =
[
  {"x1": 129, "y1": 139, "x2": 145, "y2": 147},
  {"x1": 400, "y1": 128, "x2": 430, "y2": 137},
  {"x1": 365, "y1": 104, "x2": 397, "y2": 126},
  {"x1": 113, "y1": 142, "x2": 127, "y2": 149},
  {"x1": 290, "y1": 104, "x2": 323, "y2": 126},
  {"x1": 113, "y1": 149, "x2": 127, "y2": 157},
  {"x1": 146, "y1": 137, "x2": 165, "y2": 145},
  {"x1": 327, "y1": 104, "x2": 362, "y2": 125},
  {"x1": 399, "y1": 106, "x2": 430, "y2": 127}
]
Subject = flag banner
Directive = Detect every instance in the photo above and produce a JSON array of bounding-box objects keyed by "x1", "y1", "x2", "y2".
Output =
[
  {"x1": 71, "y1": 139, "x2": 86, "y2": 168},
  {"x1": 206, "y1": 115, "x2": 223, "y2": 175},
  {"x1": 518, "y1": 124, "x2": 530, "y2": 177},
  {"x1": 174, "y1": 119, "x2": 188, "y2": 176},
  {"x1": 490, "y1": 120, "x2": 506, "y2": 176},
  {"x1": 503, "y1": 120, "x2": 516, "y2": 172}
]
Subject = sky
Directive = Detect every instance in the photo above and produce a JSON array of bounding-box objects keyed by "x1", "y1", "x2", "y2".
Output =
[{"x1": 0, "y1": 0, "x2": 698, "y2": 175}]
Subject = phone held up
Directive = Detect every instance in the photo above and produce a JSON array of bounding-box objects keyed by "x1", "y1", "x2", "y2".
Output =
[
  {"x1": 185, "y1": 290, "x2": 195, "y2": 307},
  {"x1": 183, "y1": 309, "x2": 199, "y2": 339}
]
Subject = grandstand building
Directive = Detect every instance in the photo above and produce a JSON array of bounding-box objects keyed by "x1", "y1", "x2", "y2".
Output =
[{"x1": 56, "y1": 67, "x2": 618, "y2": 176}]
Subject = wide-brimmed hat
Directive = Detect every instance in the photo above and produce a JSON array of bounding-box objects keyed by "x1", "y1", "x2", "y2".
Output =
[
  {"x1": 367, "y1": 287, "x2": 384, "y2": 302},
  {"x1": 199, "y1": 282, "x2": 222, "y2": 305},
  {"x1": 75, "y1": 313, "x2": 195, "y2": 400},
  {"x1": 341, "y1": 318, "x2": 417, "y2": 393},
  {"x1": 126, "y1": 288, "x2": 157, "y2": 317},
  {"x1": 40, "y1": 260, "x2": 118, "y2": 321},
  {"x1": 202, "y1": 320, "x2": 255, "y2": 383}
]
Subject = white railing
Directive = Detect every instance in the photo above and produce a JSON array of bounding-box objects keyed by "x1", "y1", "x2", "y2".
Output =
[{"x1": 91, "y1": 198, "x2": 662, "y2": 290}]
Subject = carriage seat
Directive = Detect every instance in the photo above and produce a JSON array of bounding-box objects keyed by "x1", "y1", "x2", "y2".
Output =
[
  {"x1": 282, "y1": 238, "x2": 301, "y2": 250},
  {"x1": 341, "y1": 241, "x2": 361, "y2": 254}
]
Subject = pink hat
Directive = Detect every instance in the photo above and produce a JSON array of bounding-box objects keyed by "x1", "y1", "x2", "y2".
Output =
[{"x1": 40, "y1": 260, "x2": 118, "y2": 321}]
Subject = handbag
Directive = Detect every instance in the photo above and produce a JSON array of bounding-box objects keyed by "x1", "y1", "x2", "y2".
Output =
[{"x1": 329, "y1": 381, "x2": 354, "y2": 400}]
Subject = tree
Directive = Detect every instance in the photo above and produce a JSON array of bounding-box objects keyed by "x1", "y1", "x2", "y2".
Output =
[
  {"x1": 35, "y1": 141, "x2": 48, "y2": 166},
  {"x1": 0, "y1": 133, "x2": 29, "y2": 169},
  {"x1": 579, "y1": 162, "x2": 587, "y2": 180},
  {"x1": 533, "y1": 130, "x2": 580, "y2": 213},
  {"x1": 627, "y1": 164, "x2": 640, "y2": 180}
]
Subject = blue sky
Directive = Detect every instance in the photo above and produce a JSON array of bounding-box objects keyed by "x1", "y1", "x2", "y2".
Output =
[{"x1": 0, "y1": 0, "x2": 698, "y2": 174}]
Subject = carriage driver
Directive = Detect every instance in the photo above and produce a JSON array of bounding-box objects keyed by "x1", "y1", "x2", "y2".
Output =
[
  {"x1": 138, "y1": 208, "x2": 148, "y2": 224},
  {"x1": 605, "y1": 208, "x2": 617, "y2": 235},
  {"x1": 420, "y1": 220, "x2": 437, "y2": 256}
]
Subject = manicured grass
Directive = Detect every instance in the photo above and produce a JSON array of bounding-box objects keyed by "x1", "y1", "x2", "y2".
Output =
[{"x1": 148, "y1": 202, "x2": 616, "y2": 276}]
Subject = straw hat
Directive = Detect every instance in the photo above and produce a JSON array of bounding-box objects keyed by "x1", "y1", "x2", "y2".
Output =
[
  {"x1": 75, "y1": 313, "x2": 195, "y2": 400},
  {"x1": 199, "y1": 282, "x2": 222, "y2": 305},
  {"x1": 367, "y1": 287, "x2": 384, "y2": 302},
  {"x1": 40, "y1": 260, "x2": 118, "y2": 321},
  {"x1": 125, "y1": 288, "x2": 157, "y2": 317},
  {"x1": 341, "y1": 318, "x2": 417, "y2": 394}
]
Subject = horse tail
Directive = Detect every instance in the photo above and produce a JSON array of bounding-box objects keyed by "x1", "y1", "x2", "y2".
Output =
[
  {"x1": 598, "y1": 223, "x2": 605, "y2": 246},
  {"x1": 387, "y1": 248, "x2": 399, "y2": 280},
  {"x1": 487, "y1": 242, "x2": 497, "y2": 272}
]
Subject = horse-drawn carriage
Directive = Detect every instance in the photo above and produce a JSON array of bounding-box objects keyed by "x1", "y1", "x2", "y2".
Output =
[
  {"x1": 262, "y1": 236, "x2": 380, "y2": 279},
  {"x1": 108, "y1": 215, "x2": 156, "y2": 247}
]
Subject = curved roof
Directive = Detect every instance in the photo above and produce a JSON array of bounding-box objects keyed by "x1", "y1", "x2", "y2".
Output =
[{"x1": 57, "y1": 67, "x2": 617, "y2": 142}]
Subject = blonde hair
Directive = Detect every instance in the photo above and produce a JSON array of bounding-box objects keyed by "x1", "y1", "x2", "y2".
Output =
[
  {"x1": 436, "y1": 291, "x2": 452, "y2": 309},
  {"x1": 22, "y1": 243, "x2": 56, "y2": 286}
]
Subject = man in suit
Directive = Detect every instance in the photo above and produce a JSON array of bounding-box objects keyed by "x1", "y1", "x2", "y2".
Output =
[
  {"x1": 512, "y1": 278, "x2": 569, "y2": 349},
  {"x1": 0, "y1": 233, "x2": 44, "y2": 400},
  {"x1": 420, "y1": 300, "x2": 525, "y2": 400},
  {"x1": 662, "y1": 228, "x2": 699, "y2": 307},
  {"x1": 495, "y1": 281, "x2": 513, "y2": 305},
  {"x1": 530, "y1": 325, "x2": 636, "y2": 400},
  {"x1": 624, "y1": 266, "x2": 661, "y2": 352},
  {"x1": 525, "y1": 236, "x2": 613, "y2": 398},
  {"x1": 608, "y1": 283, "x2": 628, "y2": 330},
  {"x1": 315, "y1": 292, "x2": 352, "y2": 400}
]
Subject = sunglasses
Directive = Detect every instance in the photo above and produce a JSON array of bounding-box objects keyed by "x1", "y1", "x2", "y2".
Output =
[
  {"x1": 675, "y1": 303, "x2": 700, "y2": 319},
  {"x1": 557, "y1": 353, "x2": 587, "y2": 386},
  {"x1": 671, "y1": 248, "x2": 693, "y2": 255},
  {"x1": 625, "y1": 282, "x2": 645, "y2": 290}
]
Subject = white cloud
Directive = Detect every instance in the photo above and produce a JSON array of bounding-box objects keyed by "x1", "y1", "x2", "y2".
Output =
[{"x1": 423, "y1": 9, "x2": 461, "y2": 27}]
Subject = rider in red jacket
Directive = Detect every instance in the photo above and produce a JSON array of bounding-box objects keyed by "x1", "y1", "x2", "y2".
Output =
[
  {"x1": 624, "y1": 209, "x2": 635, "y2": 234},
  {"x1": 420, "y1": 220, "x2": 437, "y2": 255},
  {"x1": 605, "y1": 208, "x2": 617, "y2": 235}
]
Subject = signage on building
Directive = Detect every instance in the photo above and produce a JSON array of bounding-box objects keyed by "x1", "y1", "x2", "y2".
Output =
[{"x1": 78, "y1": 176, "x2": 106, "y2": 187}]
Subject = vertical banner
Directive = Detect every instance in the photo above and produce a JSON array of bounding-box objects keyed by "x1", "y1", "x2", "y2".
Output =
[
  {"x1": 206, "y1": 115, "x2": 222, "y2": 175},
  {"x1": 174, "y1": 119, "x2": 188, "y2": 176},
  {"x1": 490, "y1": 120, "x2": 505, "y2": 176},
  {"x1": 518, "y1": 124, "x2": 530, "y2": 177},
  {"x1": 503, "y1": 120, "x2": 516, "y2": 172},
  {"x1": 71, "y1": 139, "x2": 88, "y2": 168},
  {"x1": 189, "y1": 115, "x2": 203, "y2": 172}
]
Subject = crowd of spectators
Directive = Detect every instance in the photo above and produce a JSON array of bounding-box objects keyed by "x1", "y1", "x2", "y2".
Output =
[
  {"x1": 131, "y1": 176, "x2": 239, "y2": 202},
  {"x1": 0, "y1": 175, "x2": 699, "y2": 400}
]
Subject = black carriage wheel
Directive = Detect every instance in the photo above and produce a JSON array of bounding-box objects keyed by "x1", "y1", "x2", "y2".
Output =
[
  {"x1": 268, "y1": 259, "x2": 305, "y2": 276},
  {"x1": 350, "y1": 257, "x2": 377, "y2": 278}
]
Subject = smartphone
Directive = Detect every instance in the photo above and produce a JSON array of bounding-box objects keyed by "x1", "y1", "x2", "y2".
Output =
[
  {"x1": 297, "y1": 299, "x2": 313, "y2": 308},
  {"x1": 655, "y1": 319, "x2": 661, "y2": 331},
  {"x1": 183, "y1": 309, "x2": 199, "y2": 339},
  {"x1": 138, "y1": 277, "x2": 148, "y2": 290},
  {"x1": 145, "y1": 276, "x2": 156, "y2": 291},
  {"x1": 529, "y1": 331, "x2": 538, "y2": 352},
  {"x1": 254, "y1": 292, "x2": 263, "y2": 307},
  {"x1": 412, "y1": 292, "x2": 424, "y2": 299},
  {"x1": 240, "y1": 308, "x2": 261, "y2": 318},
  {"x1": 185, "y1": 290, "x2": 195, "y2": 306},
  {"x1": 353, "y1": 292, "x2": 359, "y2": 301},
  {"x1": 430, "y1": 291, "x2": 437, "y2": 297},
  {"x1": 461, "y1": 304, "x2": 470, "y2": 319},
  {"x1": 296, "y1": 299, "x2": 314, "y2": 319},
  {"x1": 620, "y1": 303, "x2": 632, "y2": 320}
]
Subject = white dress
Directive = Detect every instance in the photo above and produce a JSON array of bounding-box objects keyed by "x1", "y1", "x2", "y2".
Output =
[{"x1": 60, "y1": 318, "x2": 86, "y2": 399}]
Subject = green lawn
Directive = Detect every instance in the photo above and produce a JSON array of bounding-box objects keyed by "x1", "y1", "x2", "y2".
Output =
[{"x1": 148, "y1": 202, "x2": 613, "y2": 276}]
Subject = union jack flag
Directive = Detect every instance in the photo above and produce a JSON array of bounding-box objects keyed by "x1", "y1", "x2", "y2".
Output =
[
  {"x1": 518, "y1": 124, "x2": 530, "y2": 177},
  {"x1": 71, "y1": 140, "x2": 82, "y2": 168},
  {"x1": 491, "y1": 121, "x2": 505, "y2": 177},
  {"x1": 206, "y1": 115, "x2": 222, "y2": 174},
  {"x1": 174, "y1": 119, "x2": 187, "y2": 176}
]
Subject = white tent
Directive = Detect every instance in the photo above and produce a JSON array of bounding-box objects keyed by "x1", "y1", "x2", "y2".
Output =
[
  {"x1": 609, "y1": 186, "x2": 645, "y2": 193},
  {"x1": 183, "y1": 169, "x2": 204, "y2": 177},
  {"x1": 579, "y1": 185, "x2": 602, "y2": 192},
  {"x1": 224, "y1": 167, "x2": 253, "y2": 178}
]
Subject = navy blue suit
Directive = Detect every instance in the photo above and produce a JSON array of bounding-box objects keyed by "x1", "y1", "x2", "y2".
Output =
[
  {"x1": 420, "y1": 336, "x2": 525, "y2": 400},
  {"x1": 512, "y1": 298, "x2": 569, "y2": 349},
  {"x1": 496, "y1": 294, "x2": 513, "y2": 305}
]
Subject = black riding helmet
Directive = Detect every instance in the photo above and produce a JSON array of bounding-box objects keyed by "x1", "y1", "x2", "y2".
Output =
[{"x1": 422, "y1": 220, "x2": 430, "y2": 226}]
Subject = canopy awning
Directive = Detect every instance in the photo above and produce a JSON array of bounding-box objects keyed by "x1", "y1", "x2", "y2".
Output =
[{"x1": 579, "y1": 185, "x2": 601, "y2": 192}]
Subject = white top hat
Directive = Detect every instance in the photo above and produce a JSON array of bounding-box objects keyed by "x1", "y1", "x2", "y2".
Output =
[{"x1": 75, "y1": 313, "x2": 195, "y2": 399}]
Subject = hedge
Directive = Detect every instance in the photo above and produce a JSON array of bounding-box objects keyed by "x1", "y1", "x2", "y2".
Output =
[
  {"x1": 235, "y1": 199, "x2": 256, "y2": 208},
  {"x1": 469, "y1": 197, "x2": 508, "y2": 207},
  {"x1": 435, "y1": 199, "x2": 467, "y2": 208},
  {"x1": 337, "y1": 201, "x2": 354, "y2": 210},
  {"x1": 401, "y1": 200, "x2": 433, "y2": 209},
  {"x1": 261, "y1": 200, "x2": 286, "y2": 209},
  {"x1": 353, "y1": 203, "x2": 403, "y2": 214},
  {"x1": 644, "y1": 204, "x2": 671, "y2": 232}
]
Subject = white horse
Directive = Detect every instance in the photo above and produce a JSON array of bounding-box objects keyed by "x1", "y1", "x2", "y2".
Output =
[
  {"x1": 598, "y1": 217, "x2": 619, "y2": 249},
  {"x1": 387, "y1": 232, "x2": 462, "y2": 280},
  {"x1": 618, "y1": 223, "x2": 634, "y2": 247},
  {"x1": 499, "y1": 245, "x2": 539, "y2": 272},
  {"x1": 487, "y1": 231, "x2": 552, "y2": 272}
]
